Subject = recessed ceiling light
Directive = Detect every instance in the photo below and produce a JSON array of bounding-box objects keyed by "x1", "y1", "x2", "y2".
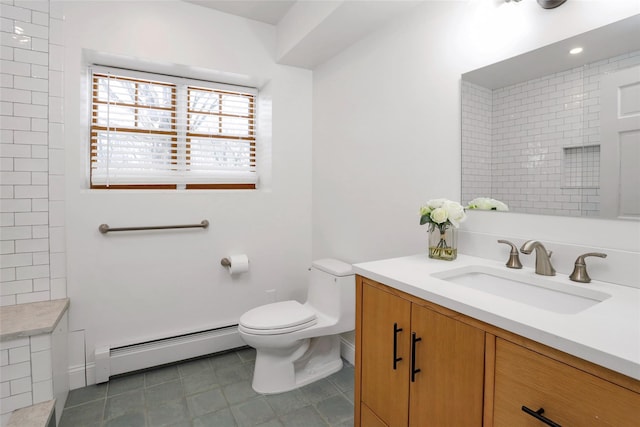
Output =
[{"x1": 569, "y1": 47, "x2": 583, "y2": 55}]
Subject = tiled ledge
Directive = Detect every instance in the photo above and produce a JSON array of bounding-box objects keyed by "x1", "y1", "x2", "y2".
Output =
[
  {"x1": 0, "y1": 299, "x2": 69, "y2": 342},
  {"x1": 7, "y1": 400, "x2": 55, "y2": 427}
]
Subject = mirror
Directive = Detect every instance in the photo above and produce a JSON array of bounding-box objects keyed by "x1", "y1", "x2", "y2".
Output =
[{"x1": 461, "y1": 15, "x2": 640, "y2": 219}]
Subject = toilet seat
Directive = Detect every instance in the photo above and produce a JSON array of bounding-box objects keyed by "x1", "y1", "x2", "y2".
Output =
[{"x1": 239, "y1": 300, "x2": 317, "y2": 335}]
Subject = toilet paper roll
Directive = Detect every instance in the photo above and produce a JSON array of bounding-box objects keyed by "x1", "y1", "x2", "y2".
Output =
[{"x1": 228, "y1": 254, "x2": 249, "y2": 275}]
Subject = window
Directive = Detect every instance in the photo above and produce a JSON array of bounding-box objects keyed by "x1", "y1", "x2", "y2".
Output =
[{"x1": 90, "y1": 66, "x2": 257, "y2": 189}]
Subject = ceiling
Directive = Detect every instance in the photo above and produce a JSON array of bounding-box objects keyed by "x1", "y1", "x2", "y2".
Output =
[{"x1": 183, "y1": 0, "x2": 296, "y2": 25}]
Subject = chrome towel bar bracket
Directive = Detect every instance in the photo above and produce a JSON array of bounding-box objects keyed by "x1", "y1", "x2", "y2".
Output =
[{"x1": 98, "y1": 220, "x2": 209, "y2": 234}]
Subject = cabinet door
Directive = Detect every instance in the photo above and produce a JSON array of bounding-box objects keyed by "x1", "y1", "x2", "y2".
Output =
[
  {"x1": 494, "y1": 338, "x2": 640, "y2": 427},
  {"x1": 361, "y1": 283, "x2": 412, "y2": 427},
  {"x1": 409, "y1": 305, "x2": 485, "y2": 427}
]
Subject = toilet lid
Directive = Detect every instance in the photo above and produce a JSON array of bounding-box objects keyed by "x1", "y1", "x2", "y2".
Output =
[{"x1": 239, "y1": 300, "x2": 317, "y2": 333}]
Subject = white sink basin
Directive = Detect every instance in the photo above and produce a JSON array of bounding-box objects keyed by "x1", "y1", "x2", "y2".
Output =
[{"x1": 431, "y1": 265, "x2": 611, "y2": 314}]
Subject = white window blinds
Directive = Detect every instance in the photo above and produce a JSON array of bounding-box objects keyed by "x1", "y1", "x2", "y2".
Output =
[{"x1": 90, "y1": 66, "x2": 257, "y2": 189}]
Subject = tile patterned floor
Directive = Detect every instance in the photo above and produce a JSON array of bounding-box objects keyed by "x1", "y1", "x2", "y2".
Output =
[{"x1": 59, "y1": 347, "x2": 354, "y2": 427}]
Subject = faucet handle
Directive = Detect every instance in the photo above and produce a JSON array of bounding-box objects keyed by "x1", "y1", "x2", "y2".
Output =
[
  {"x1": 498, "y1": 240, "x2": 523, "y2": 269},
  {"x1": 569, "y1": 252, "x2": 607, "y2": 283}
]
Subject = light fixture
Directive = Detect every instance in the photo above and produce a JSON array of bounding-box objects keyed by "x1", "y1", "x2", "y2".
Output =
[
  {"x1": 569, "y1": 47, "x2": 583, "y2": 55},
  {"x1": 537, "y1": 0, "x2": 567, "y2": 9}
]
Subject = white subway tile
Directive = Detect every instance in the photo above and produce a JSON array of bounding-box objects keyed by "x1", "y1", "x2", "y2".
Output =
[
  {"x1": 15, "y1": 264, "x2": 47, "y2": 280},
  {"x1": 8, "y1": 345, "x2": 29, "y2": 364},
  {"x1": 14, "y1": 211, "x2": 47, "y2": 225},
  {"x1": 48, "y1": 122, "x2": 63, "y2": 148},
  {"x1": 0, "y1": 156, "x2": 13, "y2": 171},
  {"x1": 0, "y1": 382, "x2": 9, "y2": 400},
  {"x1": 15, "y1": 1, "x2": 49, "y2": 13},
  {"x1": 0, "y1": 59, "x2": 30, "y2": 76},
  {"x1": 48, "y1": 69, "x2": 62, "y2": 97},
  {"x1": 49, "y1": 17, "x2": 62, "y2": 45},
  {"x1": 9, "y1": 376, "x2": 31, "y2": 395},
  {"x1": 0, "y1": 32, "x2": 31, "y2": 50},
  {"x1": 0, "y1": 87, "x2": 30, "y2": 103},
  {"x1": 0, "y1": 253, "x2": 31, "y2": 268},
  {"x1": 0, "y1": 391, "x2": 32, "y2": 415},
  {"x1": 31, "y1": 91, "x2": 47, "y2": 105},
  {"x1": 0, "y1": 200, "x2": 32, "y2": 215},
  {"x1": 31, "y1": 224, "x2": 47, "y2": 238},
  {"x1": 31, "y1": 348, "x2": 51, "y2": 382},
  {"x1": 31, "y1": 171, "x2": 47, "y2": 185},
  {"x1": 48, "y1": 147, "x2": 63, "y2": 174},
  {"x1": 50, "y1": 277, "x2": 65, "y2": 299},
  {"x1": 31, "y1": 10, "x2": 47, "y2": 26},
  {"x1": 0, "y1": 101, "x2": 12, "y2": 115},
  {"x1": 48, "y1": 44, "x2": 62, "y2": 71},
  {"x1": 49, "y1": 226, "x2": 63, "y2": 252},
  {"x1": 29, "y1": 334, "x2": 50, "y2": 353},
  {"x1": 32, "y1": 276, "x2": 48, "y2": 291},
  {"x1": 0, "y1": 115, "x2": 30, "y2": 130},
  {"x1": 14, "y1": 130, "x2": 46, "y2": 145},
  {"x1": 48, "y1": 174, "x2": 63, "y2": 200},
  {"x1": 49, "y1": 252, "x2": 64, "y2": 278},
  {"x1": 0, "y1": 295, "x2": 16, "y2": 306},
  {"x1": 14, "y1": 47, "x2": 48, "y2": 67},
  {"x1": 32, "y1": 378, "x2": 52, "y2": 403},
  {"x1": 31, "y1": 144, "x2": 47, "y2": 158},
  {"x1": 0, "y1": 350, "x2": 8, "y2": 366},
  {"x1": 0, "y1": 280, "x2": 33, "y2": 297},
  {"x1": 15, "y1": 289, "x2": 48, "y2": 303},
  {"x1": 14, "y1": 157, "x2": 48, "y2": 171},
  {"x1": 0, "y1": 45, "x2": 13, "y2": 61},
  {"x1": 14, "y1": 75, "x2": 47, "y2": 92},
  {"x1": 0, "y1": 4, "x2": 31, "y2": 21},
  {"x1": 0, "y1": 142, "x2": 29, "y2": 159},
  {"x1": 15, "y1": 238, "x2": 47, "y2": 252},
  {"x1": 48, "y1": 95, "x2": 62, "y2": 123},
  {"x1": 48, "y1": 200, "x2": 63, "y2": 226},
  {"x1": 50, "y1": 2, "x2": 63, "y2": 19},
  {"x1": 0, "y1": 266, "x2": 15, "y2": 281},
  {"x1": 0, "y1": 240, "x2": 14, "y2": 254},
  {"x1": 15, "y1": 21, "x2": 47, "y2": 39},
  {"x1": 31, "y1": 36, "x2": 47, "y2": 52},
  {"x1": 30, "y1": 63, "x2": 47, "y2": 79},
  {"x1": 0, "y1": 73, "x2": 12, "y2": 87},
  {"x1": 14, "y1": 184, "x2": 47, "y2": 198},
  {"x1": 32, "y1": 251, "x2": 47, "y2": 265},
  {"x1": 0, "y1": 360, "x2": 30, "y2": 382},
  {"x1": 0, "y1": 171, "x2": 30, "y2": 185},
  {"x1": 31, "y1": 117, "x2": 47, "y2": 131},
  {"x1": 0, "y1": 225, "x2": 30, "y2": 240},
  {"x1": 0, "y1": 338, "x2": 29, "y2": 351},
  {"x1": 31, "y1": 198, "x2": 47, "y2": 212}
]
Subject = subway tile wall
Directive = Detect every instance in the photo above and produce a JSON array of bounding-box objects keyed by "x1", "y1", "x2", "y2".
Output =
[
  {"x1": 0, "y1": 0, "x2": 66, "y2": 423},
  {"x1": 462, "y1": 50, "x2": 640, "y2": 216}
]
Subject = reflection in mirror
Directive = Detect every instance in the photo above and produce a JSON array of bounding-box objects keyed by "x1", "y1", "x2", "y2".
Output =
[{"x1": 461, "y1": 15, "x2": 640, "y2": 219}]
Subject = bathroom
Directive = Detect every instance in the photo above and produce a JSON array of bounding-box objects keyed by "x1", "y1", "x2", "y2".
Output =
[{"x1": 1, "y1": 0, "x2": 639, "y2": 425}]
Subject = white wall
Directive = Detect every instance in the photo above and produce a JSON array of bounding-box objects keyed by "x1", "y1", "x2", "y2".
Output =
[
  {"x1": 312, "y1": 0, "x2": 640, "y2": 267},
  {"x1": 63, "y1": 1, "x2": 312, "y2": 384}
]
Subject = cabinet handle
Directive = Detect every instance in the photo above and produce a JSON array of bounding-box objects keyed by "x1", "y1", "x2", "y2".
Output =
[
  {"x1": 393, "y1": 323, "x2": 403, "y2": 370},
  {"x1": 410, "y1": 332, "x2": 422, "y2": 382},
  {"x1": 521, "y1": 406, "x2": 562, "y2": 427}
]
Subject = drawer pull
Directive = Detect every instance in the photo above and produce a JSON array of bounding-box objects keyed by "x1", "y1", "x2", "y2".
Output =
[
  {"x1": 393, "y1": 323, "x2": 403, "y2": 370},
  {"x1": 521, "y1": 406, "x2": 562, "y2": 427},
  {"x1": 411, "y1": 332, "x2": 422, "y2": 382}
]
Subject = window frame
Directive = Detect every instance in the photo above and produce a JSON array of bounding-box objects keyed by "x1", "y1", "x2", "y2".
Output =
[{"x1": 89, "y1": 66, "x2": 258, "y2": 190}]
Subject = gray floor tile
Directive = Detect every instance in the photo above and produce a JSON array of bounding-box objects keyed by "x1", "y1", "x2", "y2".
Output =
[
  {"x1": 187, "y1": 387, "x2": 228, "y2": 418},
  {"x1": 332, "y1": 417, "x2": 354, "y2": 427},
  {"x1": 222, "y1": 380, "x2": 259, "y2": 405},
  {"x1": 327, "y1": 365, "x2": 354, "y2": 393},
  {"x1": 256, "y1": 419, "x2": 284, "y2": 427},
  {"x1": 182, "y1": 368, "x2": 220, "y2": 396},
  {"x1": 264, "y1": 389, "x2": 308, "y2": 416},
  {"x1": 299, "y1": 378, "x2": 340, "y2": 404},
  {"x1": 147, "y1": 397, "x2": 190, "y2": 427},
  {"x1": 59, "y1": 399, "x2": 106, "y2": 427},
  {"x1": 279, "y1": 406, "x2": 328, "y2": 427},
  {"x1": 145, "y1": 365, "x2": 179, "y2": 387},
  {"x1": 236, "y1": 347, "x2": 256, "y2": 363},
  {"x1": 215, "y1": 363, "x2": 251, "y2": 386},
  {"x1": 316, "y1": 394, "x2": 353, "y2": 425},
  {"x1": 192, "y1": 407, "x2": 237, "y2": 427},
  {"x1": 230, "y1": 397, "x2": 277, "y2": 427},
  {"x1": 145, "y1": 379, "x2": 184, "y2": 406},
  {"x1": 102, "y1": 411, "x2": 146, "y2": 427},
  {"x1": 107, "y1": 374, "x2": 144, "y2": 397},
  {"x1": 178, "y1": 357, "x2": 212, "y2": 378},
  {"x1": 104, "y1": 389, "x2": 145, "y2": 420},
  {"x1": 209, "y1": 351, "x2": 242, "y2": 370},
  {"x1": 65, "y1": 383, "x2": 108, "y2": 407}
]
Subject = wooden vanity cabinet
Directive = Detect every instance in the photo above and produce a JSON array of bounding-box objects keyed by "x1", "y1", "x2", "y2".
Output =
[
  {"x1": 356, "y1": 277, "x2": 485, "y2": 427},
  {"x1": 493, "y1": 338, "x2": 640, "y2": 427},
  {"x1": 355, "y1": 275, "x2": 640, "y2": 427}
]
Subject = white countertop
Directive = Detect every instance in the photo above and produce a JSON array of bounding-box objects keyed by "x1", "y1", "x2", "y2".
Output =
[{"x1": 353, "y1": 254, "x2": 640, "y2": 381}]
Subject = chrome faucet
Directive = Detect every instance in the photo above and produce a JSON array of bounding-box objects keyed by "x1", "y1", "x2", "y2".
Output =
[{"x1": 520, "y1": 240, "x2": 556, "y2": 276}]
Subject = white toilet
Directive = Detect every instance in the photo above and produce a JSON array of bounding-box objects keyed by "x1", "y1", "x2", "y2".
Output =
[{"x1": 238, "y1": 259, "x2": 355, "y2": 394}]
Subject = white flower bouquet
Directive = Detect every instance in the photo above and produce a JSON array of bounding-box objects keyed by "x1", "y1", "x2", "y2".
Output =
[
  {"x1": 419, "y1": 198, "x2": 467, "y2": 230},
  {"x1": 466, "y1": 197, "x2": 509, "y2": 211}
]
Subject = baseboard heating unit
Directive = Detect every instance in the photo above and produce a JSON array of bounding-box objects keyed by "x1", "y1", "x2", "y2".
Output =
[{"x1": 94, "y1": 325, "x2": 243, "y2": 383}]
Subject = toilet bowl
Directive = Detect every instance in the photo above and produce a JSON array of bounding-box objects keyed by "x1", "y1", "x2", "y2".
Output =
[{"x1": 238, "y1": 259, "x2": 355, "y2": 394}]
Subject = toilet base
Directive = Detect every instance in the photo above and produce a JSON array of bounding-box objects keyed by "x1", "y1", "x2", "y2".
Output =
[{"x1": 251, "y1": 335, "x2": 343, "y2": 394}]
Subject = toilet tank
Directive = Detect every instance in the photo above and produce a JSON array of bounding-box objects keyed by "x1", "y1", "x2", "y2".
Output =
[{"x1": 306, "y1": 259, "x2": 355, "y2": 326}]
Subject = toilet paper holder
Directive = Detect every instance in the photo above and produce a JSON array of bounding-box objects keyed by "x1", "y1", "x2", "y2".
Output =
[{"x1": 220, "y1": 258, "x2": 232, "y2": 267}]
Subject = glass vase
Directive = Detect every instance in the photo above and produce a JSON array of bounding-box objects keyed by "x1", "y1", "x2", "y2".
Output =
[{"x1": 428, "y1": 223, "x2": 458, "y2": 261}]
